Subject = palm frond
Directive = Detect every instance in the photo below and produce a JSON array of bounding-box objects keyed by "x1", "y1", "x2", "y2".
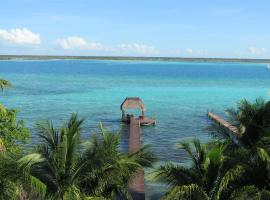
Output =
[
  {"x1": 36, "y1": 120, "x2": 60, "y2": 151},
  {"x1": 128, "y1": 145, "x2": 156, "y2": 168},
  {"x1": 229, "y1": 185, "x2": 260, "y2": 200},
  {"x1": 63, "y1": 185, "x2": 82, "y2": 200},
  {"x1": 178, "y1": 138, "x2": 207, "y2": 175},
  {"x1": 260, "y1": 189, "x2": 270, "y2": 199},
  {"x1": 162, "y1": 184, "x2": 209, "y2": 200},
  {"x1": 154, "y1": 163, "x2": 197, "y2": 186},
  {"x1": 257, "y1": 147, "x2": 270, "y2": 170},
  {"x1": 79, "y1": 124, "x2": 155, "y2": 199},
  {"x1": 216, "y1": 164, "x2": 245, "y2": 199},
  {"x1": 0, "y1": 152, "x2": 47, "y2": 199}
]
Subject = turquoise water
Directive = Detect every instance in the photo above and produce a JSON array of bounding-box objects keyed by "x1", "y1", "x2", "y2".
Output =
[{"x1": 1, "y1": 60, "x2": 270, "y2": 199}]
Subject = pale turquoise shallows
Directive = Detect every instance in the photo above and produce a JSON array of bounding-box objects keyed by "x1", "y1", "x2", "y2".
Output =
[{"x1": 0, "y1": 60, "x2": 270, "y2": 199}]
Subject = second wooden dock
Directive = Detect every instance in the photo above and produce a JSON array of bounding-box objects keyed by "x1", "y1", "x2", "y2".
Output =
[{"x1": 207, "y1": 111, "x2": 238, "y2": 135}]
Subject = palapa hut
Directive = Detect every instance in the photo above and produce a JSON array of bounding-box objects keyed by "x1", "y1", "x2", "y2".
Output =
[{"x1": 120, "y1": 97, "x2": 146, "y2": 121}]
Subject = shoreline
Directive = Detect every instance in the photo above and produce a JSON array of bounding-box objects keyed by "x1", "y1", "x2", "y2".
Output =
[{"x1": 1, "y1": 55, "x2": 270, "y2": 63}]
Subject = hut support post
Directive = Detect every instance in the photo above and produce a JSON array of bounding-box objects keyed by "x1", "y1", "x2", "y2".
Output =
[{"x1": 122, "y1": 110, "x2": 125, "y2": 120}]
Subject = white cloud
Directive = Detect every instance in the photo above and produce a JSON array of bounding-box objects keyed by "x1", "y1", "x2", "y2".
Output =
[
  {"x1": 247, "y1": 47, "x2": 267, "y2": 55},
  {"x1": 186, "y1": 48, "x2": 207, "y2": 56},
  {"x1": 186, "y1": 48, "x2": 194, "y2": 54},
  {"x1": 56, "y1": 37, "x2": 159, "y2": 55},
  {"x1": 234, "y1": 47, "x2": 268, "y2": 58},
  {"x1": 55, "y1": 36, "x2": 110, "y2": 51},
  {"x1": 0, "y1": 28, "x2": 41, "y2": 45},
  {"x1": 118, "y1": 43, "x2": 159, "y2": 55}
]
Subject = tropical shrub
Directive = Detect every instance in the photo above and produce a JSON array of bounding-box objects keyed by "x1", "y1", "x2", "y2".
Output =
[
  {"x1": 157, "y1": 98, "x2": 270, "y2": 200},
  {"x1": 0, "y1": 107, "x2": 30, "y2": 152},
  {"x1": 0, "y1": 79, "x2": 30, "y2": 152},
  {"x1": 31, "y1": 114, "x2": 155, "y2": 200}
]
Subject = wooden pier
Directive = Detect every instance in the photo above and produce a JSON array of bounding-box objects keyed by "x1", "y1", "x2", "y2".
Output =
[
  {"x1": 128, "y1": 117, "x2": 145, "y2": 200},
  {"x1": 120, "y1": 97, "x2": 156, "y2": 200},
  {"x1": 207, "y1": 111, "x2": 238, "y2": 135}
]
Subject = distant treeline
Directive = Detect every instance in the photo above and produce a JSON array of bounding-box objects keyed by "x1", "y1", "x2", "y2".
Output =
[{"x1": 1, "y1": 55, "x2": 270, "y2": 63}]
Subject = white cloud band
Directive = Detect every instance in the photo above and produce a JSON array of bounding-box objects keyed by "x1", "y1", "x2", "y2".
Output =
[
  {"x1": 118, "y1": 43, "x2": 159, "y2": 55},
  {"x1": 55, "y1": 36, "x2": 108, "y2": 50},
  {"x1": 0, "y1": 28, "x2": 41, "y2": 45},
  {"x1": 248, "y1": 47, "x2": 267, "y2": 55},
  {"x1": 55, "y1": 36, "x2": 159, "y2": 55}
]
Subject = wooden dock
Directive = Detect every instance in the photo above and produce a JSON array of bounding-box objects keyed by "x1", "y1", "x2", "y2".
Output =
[
  {"x1": 128, "y1": 117, "x2": 145, "y2": 200},
  {"x1": 120, "y1": 97, "x2": 156, "y2": 199},
  {"x1": 207, "y1": 111, "x2": 238, "y2": 135}
]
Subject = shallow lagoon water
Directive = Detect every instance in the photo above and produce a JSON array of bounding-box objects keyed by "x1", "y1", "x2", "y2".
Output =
[{"x1": 1, "y1": 60, "x2": 270, "y2": 199}]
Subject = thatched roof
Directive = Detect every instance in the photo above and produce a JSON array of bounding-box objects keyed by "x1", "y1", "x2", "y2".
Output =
[{"x1": 120, "y1": 97, "x2": 146, "y2": 112}]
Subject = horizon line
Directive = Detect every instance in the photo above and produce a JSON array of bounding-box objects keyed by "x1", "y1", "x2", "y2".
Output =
[{"x1": 1, "y1": 55, "x2": 270, "y2": 63}]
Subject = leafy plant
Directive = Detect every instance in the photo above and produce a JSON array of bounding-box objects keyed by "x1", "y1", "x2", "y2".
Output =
[
  {"x1": 32, "y1": 114, "x2": 155, "y2": 199},
  {"x1": 0, "y1": 79, "x2": 12, "y2": 92}
]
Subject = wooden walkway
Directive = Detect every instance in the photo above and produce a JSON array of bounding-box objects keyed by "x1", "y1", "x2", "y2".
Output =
[
  {"x1": 128, "y1": 117, "x2": 145, "y2": 200},
  {"x1": 207, "y1": 112, "x2": 238, "y2": 135}
]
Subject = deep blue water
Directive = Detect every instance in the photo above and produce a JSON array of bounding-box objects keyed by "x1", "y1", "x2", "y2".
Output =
[{"x1": 1, "y1": 59, "x2": 270, "y2": 199}]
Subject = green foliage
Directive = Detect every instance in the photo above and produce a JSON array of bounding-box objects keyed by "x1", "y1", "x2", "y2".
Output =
[
  {"x1": 163, "y1": 184, "x2": 209, "y2": 200},
  {"x1": 0, "y1": 79, "x2": 30, "y2": 152},
  {"x1": 0, "y1": 79, "x2": 12, "y2": 92},
  {"x1": 157, "y1": 98, "x2": 270, "y2": 200},
  {"x1": 155, "y1": 139, "x2": 227, "y2": 199},
  {"x1": 0, "y1": 151, "x2": 46, "y2": 199},
  {"x1": 0, "y1": 106, "x2": 30, "y2": 152},
  {"x1": 32, "y1": 114, "x2": 155, "y2": 200},
  {"x1": 213, "y1": 98, "x2": 270, "y2": 148}
]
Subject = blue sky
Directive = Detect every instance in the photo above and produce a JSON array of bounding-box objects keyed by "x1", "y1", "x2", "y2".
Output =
[{"x1": 0, "y1": 0, "x2": 269, "y2": 58}]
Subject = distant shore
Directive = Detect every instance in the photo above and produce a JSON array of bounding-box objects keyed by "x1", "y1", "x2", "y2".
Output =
[{"x1": 1, "y1": 55, "x2": 270, "y2": 63}]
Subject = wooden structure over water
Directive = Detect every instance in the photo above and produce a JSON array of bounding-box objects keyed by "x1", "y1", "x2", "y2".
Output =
[
  {"x1": 128, "y1": 117, "x2": 145, "y2": 200},
  {"x1": 207, "y1": 111, "x2": 238, "y2": 135},
  {"x1": 120, "y1": 97, "x2": 156, "y2": 200},
  {"x1": 121, "y1": 97, "x2": 156, "y2": 126}
]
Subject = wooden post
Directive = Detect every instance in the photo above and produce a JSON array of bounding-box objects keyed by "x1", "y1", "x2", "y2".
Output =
[{"x1": 122, "y1": 110, "x2": 125, "y2": 121}]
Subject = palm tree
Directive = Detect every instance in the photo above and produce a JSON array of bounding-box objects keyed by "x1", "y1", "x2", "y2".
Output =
[
  {"x1": 33, "y1": 114, "x2": 155, "y2": 200},
  {"x1": 156, "y1": 139, "x2": 214, "y2": 199},
  {"x1": 0, "y1": 151, "x2": 46, "y2": 200},
  {"x1": 210, "y1": 98, "x2": 270, "y2": 148},
  {"x1": 78, "y1": 124, "x2": 155, "y2": 199},
  {"x1": 155, "y1": 139, "x2": 255, "y2": 200},
  {"x1": 208, "y1": 98, "x2": 270, "y2": 198}
]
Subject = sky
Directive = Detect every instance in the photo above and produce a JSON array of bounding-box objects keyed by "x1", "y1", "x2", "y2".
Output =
[{"x1": 0, "y1": 0, "x2": 270, "y2": 58}]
